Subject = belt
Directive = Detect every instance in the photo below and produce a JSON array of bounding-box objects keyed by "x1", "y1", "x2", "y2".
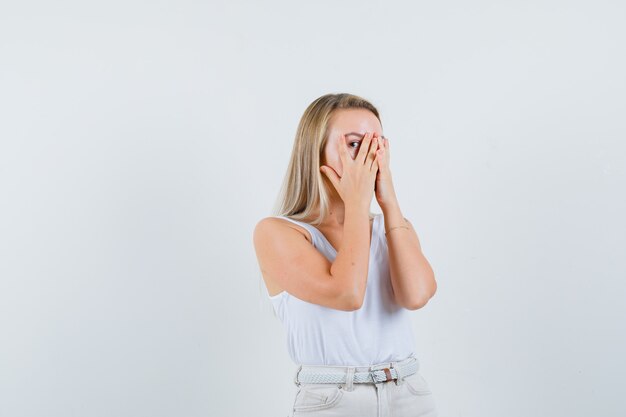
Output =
[{"x1": 294, "y1": 356, "x2": 419, "y2": 385}]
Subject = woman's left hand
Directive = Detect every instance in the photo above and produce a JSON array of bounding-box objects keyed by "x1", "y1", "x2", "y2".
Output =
[{"x1": 373, "y1": 133, "x2": 399, "y2": 208}]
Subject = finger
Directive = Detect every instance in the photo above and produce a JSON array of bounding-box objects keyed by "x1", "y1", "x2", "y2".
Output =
[
  {"x1": 373, "y1": 133, "x2": 382, "y2": 151},
  {"x1": 356, "y1": 132, "x2": 372, "y2": 165},
  {"x1": 374, "y1": 134, "x2": 383, "y2": 154},
  {"x1": 337, "y1": 134, "x2": 350, "y2": 164},
  {"x1": 367, "y1": 137, "x2": 378, "y2": 170},
  {"x1": 377, "y1": 137, "x2": 385, "y2": 157},
  {"x1": 375, "y1": 133, "x2": 385, "y2": 158},
  {"x1": 320, "y1": 165, "x2": 340, "y2": 189},
  {"x1": 375, "y1": 152, "x2": 382, "y2": 170},
  {"x1": 381, "y1": 137, "x2": 389, "y2": 160},
  {"x1": 372, "y1": 153, "x2": 381, "y2": 178}
]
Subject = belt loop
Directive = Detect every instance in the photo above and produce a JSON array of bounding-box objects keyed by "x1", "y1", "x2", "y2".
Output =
[
  {"x1": 293, "y1": 364, "x2": 302, "y2": 387},
  {"x1": 345, "y1": 367, "x2": 355, "y2": 391},
  {"x1": 395, "y1": 361, "x2": 404, "y2": 385}
]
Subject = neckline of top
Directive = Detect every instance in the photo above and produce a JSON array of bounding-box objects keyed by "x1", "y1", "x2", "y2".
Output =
[{"x1": 297, "y1": 214, "x2": 380, "y2": 256}]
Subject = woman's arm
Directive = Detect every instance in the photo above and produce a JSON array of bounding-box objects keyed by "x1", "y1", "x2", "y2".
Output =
[
  {"x1": 372, "y1": 134, "x2": 436, "y2": 310},
  {"x1": 382, "y1": 202, "x2": 437, "y2": 310}
]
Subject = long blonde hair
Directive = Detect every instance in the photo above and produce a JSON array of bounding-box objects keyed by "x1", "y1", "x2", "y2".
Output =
[{"x1": 271, "y1": 93, "x2": 382, "y2": 223}]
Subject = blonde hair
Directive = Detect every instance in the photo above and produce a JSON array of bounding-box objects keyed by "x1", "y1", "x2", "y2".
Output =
[{"x1": 271, "y1": 93, "x2": 382, "y2": 223}]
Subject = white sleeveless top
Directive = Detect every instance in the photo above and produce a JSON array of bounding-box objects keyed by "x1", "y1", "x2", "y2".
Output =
[{"x1": 265, "y1": 213, "x2": 417, "y2": 366}]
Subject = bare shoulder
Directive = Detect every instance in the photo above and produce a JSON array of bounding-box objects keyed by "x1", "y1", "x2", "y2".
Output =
[
  {"x1": 253, "y1": 216, "x2": 313, "y2": 246},
  {"x1": 252, "y1": 216, "x2": 355, "y2": 310},
  {"x1": 253, "y1": 217, "x2": 313, "y2": 296}
]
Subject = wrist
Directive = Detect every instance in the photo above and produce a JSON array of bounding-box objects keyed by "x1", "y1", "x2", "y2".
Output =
[
  {"x1": 381, "y1": 203, "x2": 407, "y2": 232},
  {"x1": 345, "y1": 200, "x2": 371, "y2": 214},
  {"x1": 380, "y1": 198, "x2": 400, "y2": 212}
]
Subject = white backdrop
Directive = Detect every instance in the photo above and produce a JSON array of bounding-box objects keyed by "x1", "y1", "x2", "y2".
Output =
[{"x1": 1, "y1": 1, "x2": 624, "y2": 416}]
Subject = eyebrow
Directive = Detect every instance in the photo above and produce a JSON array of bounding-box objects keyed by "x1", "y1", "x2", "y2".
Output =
[{"x1": 345, "y1": 132, "x2": 386, "y2": 139}]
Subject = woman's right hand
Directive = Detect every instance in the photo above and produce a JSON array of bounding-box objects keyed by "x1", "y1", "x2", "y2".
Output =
[{"x1": 320, "y1": 132, "x2": 380, "y2": 209}]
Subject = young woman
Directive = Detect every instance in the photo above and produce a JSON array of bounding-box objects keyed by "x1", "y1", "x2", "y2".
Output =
[{"x1": 253, "y1": 93, "x2": 439, "y2": 417}]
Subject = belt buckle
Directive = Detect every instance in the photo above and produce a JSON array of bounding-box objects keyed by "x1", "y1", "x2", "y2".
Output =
[{"x1": 376, "y1": 365, "x2": 396, "y2": 383}]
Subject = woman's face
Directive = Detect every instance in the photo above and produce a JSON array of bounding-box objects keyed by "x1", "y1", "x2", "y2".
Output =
[{"x1": 322, "y1": 108, "x2": 383, "y2": 177}]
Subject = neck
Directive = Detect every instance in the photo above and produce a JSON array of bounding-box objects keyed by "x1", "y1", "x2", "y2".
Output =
[
  {"x1": 325, "y1": 194, "x2": 347, "y2": 226},
  {"x1": 307, "y1": 179, "x2": 370, "y2": 225},
  {"x1": 321, "y1": 184, "x2": 369, "y2": 226}
]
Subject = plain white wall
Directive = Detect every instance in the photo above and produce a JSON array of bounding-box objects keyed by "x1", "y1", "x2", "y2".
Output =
[{"x1": 1, "y1": 1, "x2": 624, "y2": 416}]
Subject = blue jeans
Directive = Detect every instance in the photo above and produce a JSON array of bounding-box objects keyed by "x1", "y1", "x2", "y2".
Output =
[{"x1": 290, "y1": 354, "x2": 439, "y2": 417}]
